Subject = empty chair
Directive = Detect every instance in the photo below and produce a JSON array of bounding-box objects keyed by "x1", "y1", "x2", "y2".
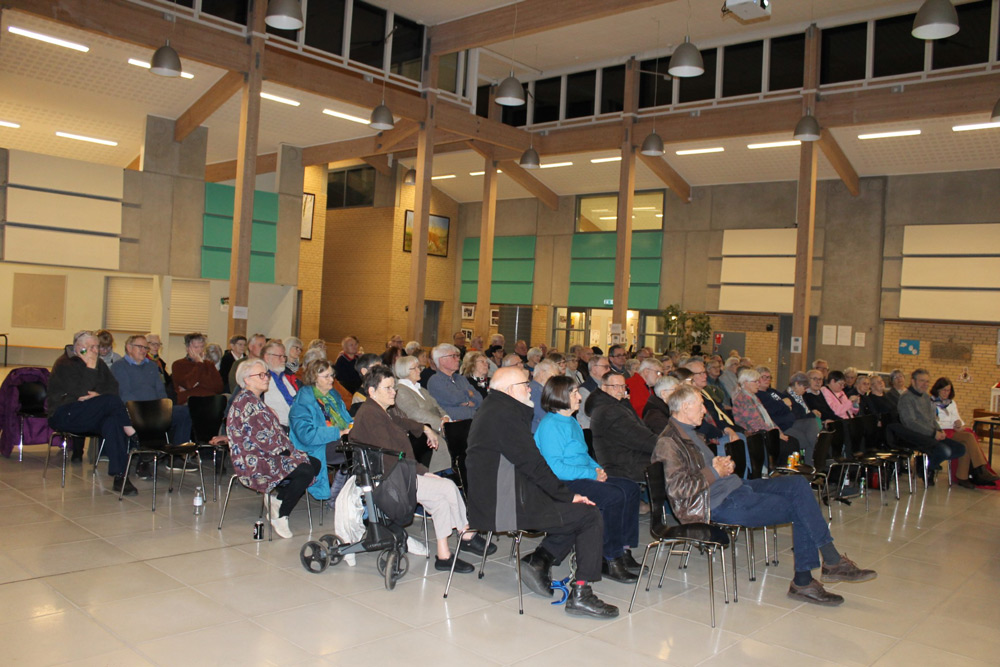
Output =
[{"x1": 187, "y1": 394, "x2": 229, "y2": 501}]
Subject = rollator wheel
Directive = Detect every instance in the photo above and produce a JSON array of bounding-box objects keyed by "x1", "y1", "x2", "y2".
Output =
[
  {"x1": 382, "y1": 551, "x2": 398, "y2": 590},
  {"x1": 300, "y1": 541, "x2": 329, "y2": 574},
  {"x1": 320, "y1": 534, "x2": 345, "y2": 567}
]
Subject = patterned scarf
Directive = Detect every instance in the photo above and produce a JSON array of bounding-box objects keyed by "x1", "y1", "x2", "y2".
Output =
[{"x1": 313, "y1": 386, "x2": 349, "y2": 430}]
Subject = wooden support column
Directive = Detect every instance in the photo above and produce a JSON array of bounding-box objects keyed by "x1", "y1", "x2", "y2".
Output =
[
  {"x1": 790, "y1": 25, "x2": 820, "y2": 372},
  {"x1": 226, "y1": 0, "x2": 264, "y2": 339},
  {"x1": 474, "y1": 88, "x2": 500, "y2": 340},
  {"x1": 612, "y1": 58, "x2": 639, "y2": 332}
]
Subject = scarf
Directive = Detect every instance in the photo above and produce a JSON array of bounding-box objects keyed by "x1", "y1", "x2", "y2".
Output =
[
  {"x1": 314, "y1": 386, "x2": 350, "y2": 430},
  {"x1": 789, "y1": 389, "x2": 809, "y2": 413},
  {"x1": 269, "y1": 370, "x2": 296, "y2": 406}
]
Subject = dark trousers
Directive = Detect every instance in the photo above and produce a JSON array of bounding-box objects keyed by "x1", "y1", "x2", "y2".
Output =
[
  {"x1": 888, "y1": 424, "x2": 966, "y2": 470},
  {"x1": 532, "y1": 502, "x2": 604, "y2": 582},
  {"x1": 711, "y1": 475, "x2": 833, "y2": 573},
  {"x1": 276, "y1": 456, "x2": 321, "y2": 517},
  {"x1": 49, "y1": 395, "x2": 131, "y2": 476},
  {"x1": 567, "y1": 477, "x2": 640, "y2": 560},
  {"x1": 170, "y1": 405, "x2": 192, "y2": 444}
]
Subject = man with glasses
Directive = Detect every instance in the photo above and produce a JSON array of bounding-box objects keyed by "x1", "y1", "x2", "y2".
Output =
[
  {"x1": 427, "y1": 343, "x2": 482, "y2": 421},
  {"x1": 261, "y1": 340, "x2": 298, "y2": 429},
  {"x1": 607, "y1": 344, "x2": 629, "y2": 377},
  {"x1": 625, "y1": 358, "x2": 664, "y2": 415},
  {"x1": 144, "y1": 333, "x2": 171, "y2": 392},
  {"x1": 682, "y1": 359, "x2": 752, "y2": 476},
  {"x1": 585, "y1": 373, "x2": 657, "y2": 483},
  {"x1": 578, "y1": 355, "x2": 610, "y2": 429},
  {"x1": 171, "y1": 333, "x2": 223, "y2": 406}
]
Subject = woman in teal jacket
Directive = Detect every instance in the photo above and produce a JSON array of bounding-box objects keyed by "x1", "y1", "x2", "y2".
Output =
[{"x1": 290, "y1": 358, "x2": 352, "y2": 501}]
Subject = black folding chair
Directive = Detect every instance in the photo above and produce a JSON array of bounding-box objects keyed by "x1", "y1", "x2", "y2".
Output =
[
  {"x1": 443, "y1": 419, "x2": 471, "y2": 496},
  {"x1": 187, "y1": 394, "x2": 229, "y2": 501}
]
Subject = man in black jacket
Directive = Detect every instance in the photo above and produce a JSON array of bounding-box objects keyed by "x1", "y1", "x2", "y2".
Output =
[
  {"x1": 585, "y1": 373, "x2": 657, "y2": 483},
  {"x1": 466, "y1": 367, "x2": 618, "y2": 619}
]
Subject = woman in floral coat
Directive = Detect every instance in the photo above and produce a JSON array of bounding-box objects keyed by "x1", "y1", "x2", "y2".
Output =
[{"x1": 228, "y1": 359, "x2": 319, "y2": 539}]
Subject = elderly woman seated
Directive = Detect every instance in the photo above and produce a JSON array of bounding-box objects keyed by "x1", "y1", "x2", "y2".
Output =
[
  {"x1": 460, "y1": 351, "x2": 490, "y2": 399},
  {"x1": 289, "y1": 358, "x2": 353, "y2": 507},
  {"x1": 732, "y1": 368, "x2": 799, "y2": 463},
  {"x1": 755, "y1": 366, "x2": 820, "y2": 465},
  {"x1": 227, "y1": 359, "x2": 320, "y2": 539},
  {"x1": 350, "y1": 366, "x2": 495, "y2": 572},
  {"x1": 931, "y1": 377, "x2": 998, "y2": 487},
  {"x1": 534, "y1": 375, "x2": 641, "y2": 583},
  {"x1": 393, "y1": 355, "x2": 451, "y2": 471}
]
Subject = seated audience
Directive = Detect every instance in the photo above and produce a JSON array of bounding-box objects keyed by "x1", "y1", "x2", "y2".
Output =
[
  {"x1": 427, "y1": 343, "x2": 482, "y2": 421},
  {"x1": 220, "y1": 335, "x2": 246, "y2": 392},
  {"x1": 719, "y1": 356, "x2": 740, "y2": 400},
  {"x1": 571, "y1": 344, "x2": 593, "y2": 385},
  {"x1": 804, "y1": 370, "x2": 839, "y2": 423},
  {"x1": 307, "y1": 338, "x2": 328, "y2": 353},
  {"x1": 381, "y1": 345, "x2": 403, "y2": 369},
  {"x1": 885, "y1": 369, "x2": 906, "y2": 407},
  {"x1": 205, "y1": 343, "x2": 223, "y2": 370},
  {"x1": 525, "y1": 347, "x2": 543, "y2": 374},
  {"x1": 534, "y1": 375, "x2": 641, "y2": 583},
  {"x1": 145, "y1": 333, "x2": 170, "y2": 387},
  {"x1": 585, "y1": 372, "x2": 657, "y2": 483},
  {"x1": 259, "y1": 340, "x2": 298, "y2": 429},
  {"x1": 96, "y1": 329, "x2": 122, "y2": 367},
  {"x1": 351, "y1": 366, "x2": 493, "y2": 572},
  {"x1": 289, "y1": 358, "x2": 353, "y2": 504},
  {"x1": 704, "y1": 358, "x2": 731, "y2": 408},
  {"x1": 821, "y1": 371, "x2": 860, "y2": 420},
  {"x1": 607, "y1": 344, "x2": 628, "y2": 376},
  {"x1": 895, "y1": 368, "x2": 969, "y2": 486},
  {"x1": 172, "y1": 333, "x2": 224, "y2": 406},
  {"x1": 393, "y1": 355, "x2": 450, "y2": 470},
  {"x1": 528, "y1": 359, "x2": 560, "y2": 432},
  {"x1": 485, "y1": 345, "x2": 505, "y2": 377},
  {"x1": 48, "y1": 331, "x2": 136, "y2": 492},
  {"x1": 284, "y1": 337, "x2": 304, "y2": 374},
  {"x1": 755, "y1": 366, "x2": 820, "y2": 465},
  {"x1": 684, "y1": 360, "x2": 752, "y2": 476},
  {"x1": 732, "y1": 368, "x2": 798, "y2": 461},
  {"x1": 467, "y1": 367, "x2": 618, "y2": 618},
  {"x1": 404, "y1": 340, "x2": 422, "y2": 357},
  {"x1": 655, "y1": 385, "x2": 877, "y2": 606},
  {"x1": 469, "y1": 335, "x2": 483, "y2": 352},
  {"x1": 502, "y1": 353, "x2": 524, "y2": 369},
  {"x1": 514, "y1": 339, "x2": 529, "y2": 364},
  {"x1": 642, "y1": 375, "x2": 682, "y2": 435},
  {"x1": 812, "y1": 358, "x2": 830, "y2": 379},
  {"x1": 930, "y1": 377, "x2": 998, "y2": 486},
  {"x1": 861, "y1": 374, "x2": 897, "y2": 423},
  {"x1": 453, "y1": 331, "x2": 468, "y2": 360},
  {"x1": 334, "y1": 336, "x2": 363, "y2": 394},
  {"x1": 578, "y1": 355, "x2": 610, "y2": 429},
  {"x1": 417, "y1": 348, "x2": 436, "y2": 388},
  {"x1": 229, "y1": 333, "x2": 266, "y2": 394},
  {"x1": 625, "y1": 358, "x2": 663, "y2": 416},
  {"x1": 227, "y1": 360, "x2": 319, "y2": 538},
  {"x1": 349, "y1": 354, "x2": 383, "y2": 410},
  {"x1": 624, "y1": 358, "x2": 641, "y2": 377},
  {"x1": 843, "y1": 367, "x2": 860, "y2": 397},
  {"x1": 460, "y1": 351, "x2": 490, "y2": 399}
]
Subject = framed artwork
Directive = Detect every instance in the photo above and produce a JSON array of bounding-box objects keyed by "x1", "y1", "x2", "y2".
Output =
[
  {"x1": 461, "y1": 304, "x2": 475, "y2": 319},
  {"x1": 300, "y1": 193, "x2": 315, "y2": 240},
  {"x1": 490, "y1": 308, "x2": 500, "y2": 327},
  {"x1": 462, "y1": 328, "x2": 474, "y2": 339},
  {"x1": 403, "y1": 210, "x2": 450, "y2": 257}
]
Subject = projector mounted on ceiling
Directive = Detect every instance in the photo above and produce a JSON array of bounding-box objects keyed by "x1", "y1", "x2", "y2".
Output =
[{"x1": 722, "y1": 0, "x2": 772, "y2": 21}]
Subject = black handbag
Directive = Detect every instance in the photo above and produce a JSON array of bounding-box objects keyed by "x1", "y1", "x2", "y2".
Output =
[{"x1": 372, "y1": 454, "x2": 418, "y2": 527}]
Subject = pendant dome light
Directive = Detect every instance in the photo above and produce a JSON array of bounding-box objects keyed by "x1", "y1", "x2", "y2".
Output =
[
  {"x1": 265, "y1": 0, "x2": 304, "y2": 31},
  {"x1": 496, "y1": 3, "x2": 526, "y2": 106},
  {"x1": 403, "y1": 168, "x2": 416, "y2": 185},
  {"x1": 668, "y1": 37, "x2": 704, "y2": 78},
  {"x1": 793, "y1": 111, "x2": 821, "y2": 142},
  {"x1": 912, "y1": 0, "x2": 959, "y2": 40},
  {"x1": 641, "y1": 21, "x2": 666, "y2": 157},
  {"x1": 369, "y1": 103, "x2": 395, "y2": 131},
  {"x1": 150, "y1": 41, "x2": 182, "y2": 77},
  {"x1": 519, "y1": 146, "x2": 540, "y2": 169}
]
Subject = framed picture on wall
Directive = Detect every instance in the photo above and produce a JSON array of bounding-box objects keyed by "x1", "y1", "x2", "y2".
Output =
[
  {"x1": 301, "y1": 193, "x2": 315, "y2": 240},
  {"x1": 461, "y1": 304, "x2": 475, "y2": 319},
  {"x1": 462, "y1": 328, "x2": 473, "y2": 339},
  {"x1": 403, "y1": 210, "x2": 450, "y2": 257},
  {"x1": 490, "y1": 309, "x2": 500, "y2": 327}
]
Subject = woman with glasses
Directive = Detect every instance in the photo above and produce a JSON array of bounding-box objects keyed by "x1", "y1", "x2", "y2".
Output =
[
  {"x1": 228, "y1": 359, "x2": 320, "y2": 539},
  {"x1": 350, "y1": 366, "x2": 494, "y2": 572},
  {"x1": 460, "y1": 351, "x2": 490, "y2": 399},
  {"x1": 289, "y1": 358, "x2": 353, "y2": 506},
  {"x1": 534, "y1": 375, "x2": 641, "y2": 583},
  {"x1": 394, "y1": 355, "x2": 452, "y2": 471},
  {"x1": 732, "y1": 368, "x2": 799, "y2": 462}
]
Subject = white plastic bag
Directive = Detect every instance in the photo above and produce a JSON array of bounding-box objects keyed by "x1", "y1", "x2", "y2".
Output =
[{"x1": 333, "y1": 475, "x2": 365, "y2": 566}]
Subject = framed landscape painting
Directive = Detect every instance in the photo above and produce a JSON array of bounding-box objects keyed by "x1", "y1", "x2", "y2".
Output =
[{"x1": 403, "y1": 210, "x2": 449, "y2": 257}]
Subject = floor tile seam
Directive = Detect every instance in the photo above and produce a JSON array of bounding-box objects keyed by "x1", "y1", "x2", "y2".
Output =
[
  {"x1": 903, "y1": 624, "x2": 1000, "y2": 663},
  {"x1": 128, "y1": 617, "x2": 251, "y2": 665},
  {"x1": 243, "y1": 613, "x2": 412, "y2": 658},
  {"x1": 652, "y1": 597, "x2": 798, "y2": 636}
]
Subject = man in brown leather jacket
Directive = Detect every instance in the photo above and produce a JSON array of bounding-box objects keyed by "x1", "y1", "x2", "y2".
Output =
[{"x1": 652, "y1": 385, "x2": 878, "y2": 607}]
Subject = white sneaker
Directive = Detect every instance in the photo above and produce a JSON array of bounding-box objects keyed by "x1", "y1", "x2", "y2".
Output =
[
  {"x1": 406, "y1": 536, "x2": 428, "y2": 557},
  {"x1": 271, "y1": 516, "x2": 293, "y2": 539},
  {"x1": 268, "y1": 496, "x2": 282, "y2": 521}
]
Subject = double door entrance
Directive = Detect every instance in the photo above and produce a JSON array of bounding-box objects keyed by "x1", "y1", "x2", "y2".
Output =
[{"x1": 551, "y1": 307, "x2": 665, "y2": 353}]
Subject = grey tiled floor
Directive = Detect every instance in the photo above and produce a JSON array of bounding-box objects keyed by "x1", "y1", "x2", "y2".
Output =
[{"x1": 1, "y1": 444, "x2": 998, "y2": 666}]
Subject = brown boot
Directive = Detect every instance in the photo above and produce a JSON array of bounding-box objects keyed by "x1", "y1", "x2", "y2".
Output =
[
  {"x1": 821, "y1": 554, "x2": 877, "y2": 583},
  {"x1": 788, "y1": 578, "x2": 844, "y2": 606}
]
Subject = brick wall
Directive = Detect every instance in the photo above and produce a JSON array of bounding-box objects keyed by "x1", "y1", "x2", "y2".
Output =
[
  {"x1": 881, "y1": 320, "x2": 1000, "y2": 424},
  {"x1": 708, "y1": 312, "x2": 781, "y2": 366},
  {"x1": 297, "y1": 165, "x2": 327, "y2": 341}
]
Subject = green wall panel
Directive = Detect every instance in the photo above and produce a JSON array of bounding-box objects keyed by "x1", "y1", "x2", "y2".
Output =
[
  {"x1": 253, "y1": 192, "x2": 279, "y2": 222},
  {"x1": 568, "y1": 284, "x2": 615, "y2": 308},
  {"x1": 251, "y1": 221, "x2": 277, "y2": 253},
  {"x1": 460, "y1": 283, "x2": 478, "y2": 303},
  {"x1": 628, "y1": 285, "x2": 660, "y2": 310},
  {"x1": 203, "y1": 214, "x2": 232, "y2": 248},
  {"x1": 204, "y1": 183, "x2": 235, "y2": 217},
  {"x1": 250, "y1": 253, "x2": 275, "y2": 283},
  {"x1": 201, "y1": 248, "x2": 231, "y2": 280},
  {"x1": 568, "y1": 231, "x2": 663, "y2": 309},
  {"x1": 491, "y1": 283, "x2": 534, "y2": 304},
  {"x1": 461, "y1": 235, "x2": 536, "y2": 305},
  {"x1": 630, "y1": 258, "x2": 661, "y2": 284},
  {"x1": 201, "y1": 183, "x2": 278, "y2": 283},
  {"x1": 569, "y1": 258, "x2": 615, "y2": 283}
]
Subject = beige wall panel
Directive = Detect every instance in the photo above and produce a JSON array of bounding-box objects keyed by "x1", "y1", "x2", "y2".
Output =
[
  {"x1": 901, "y1": 257, "x2": 1000, "y2": 288},
  {"x1": 903, "y1": 223, "x2": 1000, "y2": 255},
  {"x1": 899, "y1": 289, "x2": 1000, "y2": 321},
  {"x1": 720, "y1": 257, "x2": 795, "y2": 285},
  {"x1": 5, "y1": 227, "x2": 119, "y2": 270},
  {"x1": 718, "y1": 285, "x2": 793, "y2": 313},
  {"x1": 8, "y1": 149, "x2": 123, "y2": 199},
  {"x1": 6, "y1": 188, "x2": 122, "y2": 234},
  {"x1": 721, "y1": 228, "x2": 796, "y2": 256}
]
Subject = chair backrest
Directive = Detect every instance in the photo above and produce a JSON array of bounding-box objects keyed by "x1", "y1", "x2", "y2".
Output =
[
  {"x1": 443, "y1": 419, "x2": 471, "y2": 494},
  {"x1": 187, "y1": 394, "x2": 228, "y2": 443},
  {"x1": 125, "y1": 399, "x2": 173, "y2": 445},
  {"x1": 644, "y1": 462, "x2": 670, "y2": 534},
  {"x1": 765, "y1": 428, "x2": 782, "y2": 467},
  {"x1": 724, "y1": 436, "x2": 748, "y2": 479},
  {"x1": 17, "y1": 382, "x2": 47, "y2": 414},
  {"x1": 745, "y1": 431, "x2": 767, "y2": 479},
  {"x1": 813, "y1": 430, "x2": 832, "y2": 468}
]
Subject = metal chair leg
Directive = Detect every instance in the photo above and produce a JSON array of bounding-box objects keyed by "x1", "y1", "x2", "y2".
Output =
[
  {"x1": 217, "y1": 475, "x2": 238, "y2": 529},
  {"x1": 444, "y1": 528, "x2": 477, "y2": 599},
  {"x1": 719, "y1": 543, "x2": 730, "y2": 604},
  {"x1": 305, "y1": 491, "x2": 313, "y2": 533},
  {"x1": 746, "y1": 529, "x2": 756, "y2": 581},
  {"x1": 266, "y1": 492, "x2": 273, "y2": 541},
  {"x1": 479, "y1": 530, "x2": 493, "y2": 578},
  {"x1": 706, "y1": 546, "x2": 716, "y2": 628},
  {"x1": 629, "y1": 541, "x2": 656, "y2": 612},
  {"x1": 513, "y1": 532, "x2": 524, "y2": 615},
  {"x1": 421, "y1": 511, "x2": 429, "y2": 558},
  {"x1": 151, "y1": 455, "x2": 159, "y2": 512}
]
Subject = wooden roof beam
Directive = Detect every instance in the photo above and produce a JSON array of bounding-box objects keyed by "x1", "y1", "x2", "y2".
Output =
[
  {"x1": 205, "y1": 152, "x2": 276, "y2": 182},
  {"x1": 637, "y1": 152, "x2": 691, "y2": 203},
  {"x1": 497, "y1": 159, "x2": 559, "y2": 210},
  {"x1": 362, "y1": 154, "x2": 392, "y2": 176},
  {"x1": 175, "y1": 70, "x2": 244, "y2": 143},
  {"x1": 817, "y1": 128, "x2": 859, "y2": 196}
]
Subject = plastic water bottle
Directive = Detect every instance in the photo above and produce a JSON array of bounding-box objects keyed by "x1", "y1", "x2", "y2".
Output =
[{"x1": 193, "y1": 486, "x2": 204, "y2": 515}]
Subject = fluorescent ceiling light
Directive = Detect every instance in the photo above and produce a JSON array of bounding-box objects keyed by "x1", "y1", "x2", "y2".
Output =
[
  {"x1": 0, "y1": 120, "x2": 20, "y2": 129},
  {"x1": 676, "y1": 147, "x2": 724, "y2": 155},
  {"x1": 590, "y1": 156, "x2": 622, "y2": 163},
  {"x1": 599, "y1": 216, "x2": 617, "y2": 220},
  {"x1": 539, "y1": 161, "x2": 573, "y2": 169},
  {"x1": 857, "y1": 129, "x2": 920, "y2": 140},
  {"x1": 747, "y1": 140, "x2": 801, "y2": 149},
  {"x1": 128, "y1": 58, "x2": 193, "y2": 78},
  {"x1": 56, "y1": 131, "x2": 117, "y2": 146},
  {"x1": 632, "y1": 206, "x2": 656, "y2": 211},
  {"x1": 655, "y1": 214, "x2": 663, "y2": 218},
  {"x1": 469, "y1": 170, "x2": 502, "y2": 176},
  {"x1": 260, "y1": 92, "x2": 300, "y2": 106},
  {"x1": 322, "y1": 108, "x2": 370, "y2": 124},
  {"x1": 952, "y1": 122, "x2": 1000, "y2": 132},
  {"x1": 8, "y1": 26, "x2": 89, "y2": 52},
  {"x1": 431, "y1": 174, "x2": 456, "y2": 180}
]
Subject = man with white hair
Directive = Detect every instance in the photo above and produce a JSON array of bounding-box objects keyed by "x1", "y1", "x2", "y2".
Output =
[
  {"x1": 466, "y1": 367, "x2": 618, "y2": 619},
  {"x1": 528, "y1": 359, "x2": 560, "y2": 433},
  {"x1": 261, "y1": 340, "x2": 298, "y2": 428},
  {"x1": 427, "y1": 343, "x2": 482, "y2": 421},
  {"x1": 570, "y1": 344, "x2": 593, "y2": 386},
  {"x1": 577, "y1": 355, "x2": 611, "y2": 429},
  {"x1": 625, "y1": 358, "x2": 664, "y2": 415},
  {"x1": 334, "y1": 336, "x2": 362, "y2": 394},
  {"x1": 525, "y1": 347, "x2": 543, "y2": 374},
  {"x1": 719, "y1": 355, "x2": 740, "y2": 400}
]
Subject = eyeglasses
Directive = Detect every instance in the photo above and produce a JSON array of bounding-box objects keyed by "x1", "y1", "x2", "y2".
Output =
[
  {"x1": 607, "y1": 384, "x2": 627, "y2": 391},
  {"x1": 316, "y1": 372, "x2": 334, "y2": 380},
  {"x1": 131, "y1": 344, "x2": 150, "y2": 351},
  {"x1": 442, "y1": 354, "x2": 460, "y2": 359},
  {"x1": 379, "y1": 384, "x2": 397, "y2": 392},
  {"x1": 249, "y1": 372, "x2": 270, "y2": 381},
  {"x1": 759, "y1": 375, "x2": 772, "y2": 380},
  {"x1": 610, "y1": 353, "x2": 626, "y2": 358},
  {"x1": 266, "y1": 353, "x2": 288, "y2": 360},
  {"x1": 511, "y1": 381, "x2": 531, "y2": 389}
]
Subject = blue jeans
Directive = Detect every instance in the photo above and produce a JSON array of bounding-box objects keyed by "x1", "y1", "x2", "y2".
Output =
[
  {"x1": 711, "y1": 475, "x2": 832, "y2": 573},
  {"x1": 567, "y1": 477, "x2": 641, "y2": 560}
]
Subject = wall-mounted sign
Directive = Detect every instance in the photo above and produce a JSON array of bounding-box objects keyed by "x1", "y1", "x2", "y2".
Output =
[{"x1": 898, "y1": 339, "x2": 920, "y2": 356}]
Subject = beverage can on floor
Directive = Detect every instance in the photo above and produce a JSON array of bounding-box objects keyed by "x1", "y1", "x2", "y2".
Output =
[{"x1": 253, "y1": 520, "x2": 264, "y2": 540}]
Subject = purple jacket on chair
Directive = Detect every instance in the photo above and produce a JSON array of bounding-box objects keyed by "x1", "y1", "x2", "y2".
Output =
[{"x1": 0, "y1": 367, "x2": 53, "y2": 458}]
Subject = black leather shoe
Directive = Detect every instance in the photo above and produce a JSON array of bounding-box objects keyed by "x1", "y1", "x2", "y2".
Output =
[
  {"x1": 519, "y1": 548, "x2": 555, "y2": 597},
  {"x1": 435, "y1": 555, "x2": 474, "y2": 573},
  {"x1": 621, "y1": 549, "x2": 643, "y2": 573},
  {"x1": 564, "y1": 582, "x2": 619, "y2": 618},
  {"x1": 972, "y1": 465, "x2": 999, "y2": 484},
  {"x1": 926, "y1": 470, "x2": 937, "y2": 486},
  {"x1": 113, "y1": 475, "x2": 138, "y2": 497},
  {"x1": 135, "y1": 461, "x2": 153, "y2": 481},
  {"x1": 956, "y1": 478, "x2": 977, "y2": 490},
  {"x1": 602, "y1": 557, "x2": 640, "y2": 583},
  {"x1": 460, "y1": 534, "x2": 497, "y2": 557}
]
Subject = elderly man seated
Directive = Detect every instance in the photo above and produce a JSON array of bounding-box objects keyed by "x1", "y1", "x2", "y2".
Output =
[
  {"x1": 585, "y1": 373, "x2": 657, "y2": 484},
  {"x1": 654, "y1": 385, "x2": 877, "y2": 606},
  {"x1": 171, "y1": 333, "x2": 224, "y2": 406},
  {"x1": 427, "y1": 343, "x2": 482, "y2": 421},
  {"x1": 261, "y1": 340, "x2": 298, "y2": 430},
  {"x1": 528, "y1": 359, "x2": 560, "y2": 432},
  {"x1": 625, "y1": 358, "x2": 663, "y2": 416},
  {"x1": 895, "y1": 368, "x2": 969, "y2": 486},
  {"x1": 467, "y1": 367, "x2": 618, "y2": 619}
]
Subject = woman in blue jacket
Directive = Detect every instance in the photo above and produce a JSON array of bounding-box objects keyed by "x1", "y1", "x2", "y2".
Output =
[
  {"x1": 534, "y1": 375, "x2": 642, "y2": 584},
  {"x1": 290, "y1": 358, "x2": 353, "y2": 503}
]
